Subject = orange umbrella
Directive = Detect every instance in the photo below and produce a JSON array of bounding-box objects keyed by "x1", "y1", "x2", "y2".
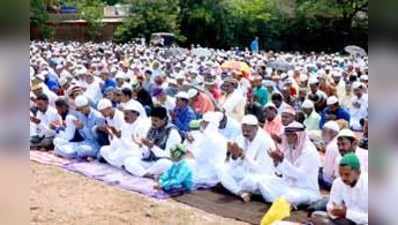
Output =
[{"x1": 221, "y1": 60, "x2": 252, "y2": 78}]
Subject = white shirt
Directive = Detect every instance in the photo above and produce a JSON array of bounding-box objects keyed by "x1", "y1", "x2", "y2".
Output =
[
  {"x1": 114, "y1": 117, "x2": 151, "y2": 151},
  {"x1": 33, "y1": 106, "x2": 61, "y2": 137},
  {"x1": 275, "y1": 140, "x2": 321, "y2": 192},
  {"x1": 227, "y1": 129, "x2": 276, "y2": 175},
  {"x1": 327, "y1": 173, "x2": 368, "y2": 224},
  {"x1": 322, "y1": 138, "x2": 339, "y2": 183},
  {"x1": 57, "y1": 114, "x2": 79, "y2": 141},
  {"x1": 220, "y1": 90, "x2": 245, "y2": 122},
  {"x1": 84, "y1": 79, "x2": 102, "y2": 106}
]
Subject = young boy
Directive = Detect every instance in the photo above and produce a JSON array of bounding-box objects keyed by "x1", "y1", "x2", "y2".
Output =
[{"x1": 154, "y1": 144, "x2": 193, "y2": 196}]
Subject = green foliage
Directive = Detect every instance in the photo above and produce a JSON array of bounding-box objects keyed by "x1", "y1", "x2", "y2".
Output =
[
  {"x1": 114, "y1": 0, "x2": 181, "y2": 43},
  {"x1": 31, "y1": 0, "x2": 55, "y2": 39},
  {"x1": 77, "y1": 0, "x2": 105, "y2": 40}
]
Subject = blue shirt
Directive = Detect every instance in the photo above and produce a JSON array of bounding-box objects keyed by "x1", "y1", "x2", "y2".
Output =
[
  {"x1": 45, "y1": 73, "x2": 60, "y2": 92},
  {"x1": 173, "y1": 106, "x2": 196, "y2": 136},
  {"x1": 101, "y1": 79, "x2": 116, "y2": 94},
  {"x1": 250, "y1": 39, "x2": 259, "y2": 53},
  {"x1": 76, "y1": 109, "x2": 105, "y2": 145},
  {"x1": 159, "y1": 160, "x2": 193, "y2": 191},
  {"x1": 320, "y1": 107, "x2": 351, "y2": 128}
]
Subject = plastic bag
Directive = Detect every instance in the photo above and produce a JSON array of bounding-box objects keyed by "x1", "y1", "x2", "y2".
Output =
[{"x1": 260, "y1": 197, "x2": 292, "y2": 225}]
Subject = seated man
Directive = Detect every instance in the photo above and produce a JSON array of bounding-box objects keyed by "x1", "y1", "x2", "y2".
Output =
[
  {"x1": 124, "y1": 106, "x2": 182, "y2": 178},
  {"x1": 335, "y1": 129, "x2": 368, "y2": 175},
  {"x1": 320, "y1": 96, "x2": 350, "y2": 128},
  {"x1": 96, "y1": 98, "x2": 125, "y2": 147},
  {"x1": 219, "y1": 115, "x2": 276, "y2": 202},
  {"x1": 319, "y1": 121, "x2": 341, "y2": 191},
  {"x1": 171, "y1": 91, "x2": 196, "y2": 138},
  {"x1": 327, "y1": 153, "x2": 368, "y2": 225},
  {"x1": 258, "y1": 122, "x2": 321, "y2": 207},
  {"x1": 100, "y1": 101, "x2": 151, "y2": 168},
  {"x1": 185, "y1": 112, "x2": 227, "y2": 186},
  {"x1": 54, "y1": 95, "x2": 105, "y2": 160},
  {"x1": 302, "y1": 99, "x2": 321, "y2": 131},
  {"x1": 30, "y1": 94, "x2": 61, "y2": 150}
]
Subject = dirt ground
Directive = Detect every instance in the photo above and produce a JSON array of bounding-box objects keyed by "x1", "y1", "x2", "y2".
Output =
[{"x1": 30, "y1": 162, "x2": 249, "y2": 225}]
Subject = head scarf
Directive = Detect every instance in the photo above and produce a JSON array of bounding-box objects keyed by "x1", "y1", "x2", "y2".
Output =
[{"x1": 280, "y1": 122, "x2": 308, "y2": 163}]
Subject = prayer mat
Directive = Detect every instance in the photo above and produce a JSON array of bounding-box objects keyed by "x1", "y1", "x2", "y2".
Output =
[
  {"x1": 174, "y1": 185, "x2": 328, "y2": 225},
  {"x1": 64, "y1": 161, "x2": 170, "y2": 199},
  {"x1": 30, "y1": 150, "x2": 72, "y2": 167}
]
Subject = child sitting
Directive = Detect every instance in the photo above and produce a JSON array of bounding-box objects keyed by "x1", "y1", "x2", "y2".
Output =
[{"x1": 154, "y1": 144, "x2": 193, "y2": 196}]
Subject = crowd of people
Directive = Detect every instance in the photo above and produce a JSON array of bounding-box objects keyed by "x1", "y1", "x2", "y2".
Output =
[{"x1": 30, "y1": 41, "x2": 368, "y2": 225}]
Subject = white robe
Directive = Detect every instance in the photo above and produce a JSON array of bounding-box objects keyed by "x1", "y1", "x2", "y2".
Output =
[
  {"x1": 220, "y1": 129, "x2": 276, "y2": 195},
  {"x1": 124, "y1": 127, "x2": 182, "y2": 177},
  {"x1": 220, "y1": 90, "x2": 245, "y2": 122},
  {"x1": 30, "y1": 106, "x2": 61, "y2": 138},
  {"x1": 186, "y1": 125, "x2": 228, "y2": 186},
  {"x1": 257, "y1": 140, "x2": 321, "y2": 206},
  {"x1": 100, "y1": 118, "x2": 151, "y2": 168},
  {"x1": 327, "y1": 173, "x2": 368, "y2": 224}
]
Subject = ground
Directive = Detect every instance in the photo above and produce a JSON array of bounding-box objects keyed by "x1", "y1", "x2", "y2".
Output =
[{"x1": 30, "y1": 162, "x2": 249, "y2": 225}]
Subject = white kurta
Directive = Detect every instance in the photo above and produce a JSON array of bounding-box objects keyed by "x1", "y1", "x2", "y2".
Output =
[
  {"x1": 100, "y1": 118, "x2": 151, "y2": 168},
  {"x1": 257, "y1": 140, "x2": 321, "y2": 206},
  {"x1": 30, "y1": 106, "x2": 61, "y2": 138},
  {"x1": 187, "y1": 126, "x2": 228, "y2": 186},
  {"x1": 220, "y1": 90, "x2": 245, "y2": 122},
  {"x1": 327, "y1": 173, "x2": 368, "y2": 224},
  {"x1": 349, "y1": 94, "x2": 368, "y2": 131},
  {"x1": 322, "y1": 138, "x2": 339, "y2": 184},
  {"x1": 220, "y1": 129, "x2": 276, "y2": 195},
  {"x1": 124, "y1": 128, "x2": 182, "y2": 177}
]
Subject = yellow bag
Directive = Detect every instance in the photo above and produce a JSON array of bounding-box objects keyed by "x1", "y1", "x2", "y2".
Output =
[{"x1": 260, "y1": 198, "x2": 292, "y2": 225}]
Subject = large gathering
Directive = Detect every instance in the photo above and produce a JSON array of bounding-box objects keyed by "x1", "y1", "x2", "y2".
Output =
[{"x1": 29, "y1": 40, "x2": 368, "y2": 225}]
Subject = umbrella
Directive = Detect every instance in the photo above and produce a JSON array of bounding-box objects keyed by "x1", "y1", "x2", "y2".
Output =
[
  {"x1": 267, "y1": 60, "x2": 294, "y2": 72},
  {"x1": 221, "y1": 60, "x2": 252, "y2": 77},
  {"x1": 345, "y1": 45, "x2": 367, "y2": 57},
  {"x1": 192, "y1": 48, "x2": 212, "y2": 58}
]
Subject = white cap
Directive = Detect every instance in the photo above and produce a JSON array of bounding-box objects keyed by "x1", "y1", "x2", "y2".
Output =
[
  {"x1": 123, "y1": 101, "x2": 141, "y2": 113},
  {"x1": 332, "y1": 70, "x2": 342, "y2": 77},
  {"x1": 97, "y1": 98, "x2": 113, "y2": 111},
  {"x1": 115, "y1": 71, "x2": 126, "y2": 79},
  {"x1": 327, "y1": 96, "x2": 339, "y2": 105},
  {"x1": 323, "y1": 121, "x2": 340, "y2": 132},
  {"x1": 337, "y1": 129, "x2": 356, "y2": 139},
  {"x1": 308, "y1": 77, "x2": 319, "y2": 85},
  {"x1": 241, "y1": 115, "x2": 258, "y2": 125},
  {"x1": 187, "y1": 88, "x2": 199, "y2": 98},
  {"x1": 360, "y1": 75, "x2": 368, "y2": 81},
  {"x1": 175, "y1": 91, "x2": 190, "y2": 100},
  {"x1": 302, "y1": 99, "x2": 314, "y2": 109},
  {"x1": 352, "y1": 81, "x2": 363, "y2": 90},
  {"x1": 74, "y1": 95, "x2": 89, "y2": 108}
]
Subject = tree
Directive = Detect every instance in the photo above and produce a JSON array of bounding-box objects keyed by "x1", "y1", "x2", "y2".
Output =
[
  {"x1": 31, "y1": 0, "x2": 54, "y2": 39},
  {"x1": 114, "y1": 0, "x2": 182, "y2": 43},
  {"x1": 77, "y1": 0, "x2": 105, "y2": 41}
]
